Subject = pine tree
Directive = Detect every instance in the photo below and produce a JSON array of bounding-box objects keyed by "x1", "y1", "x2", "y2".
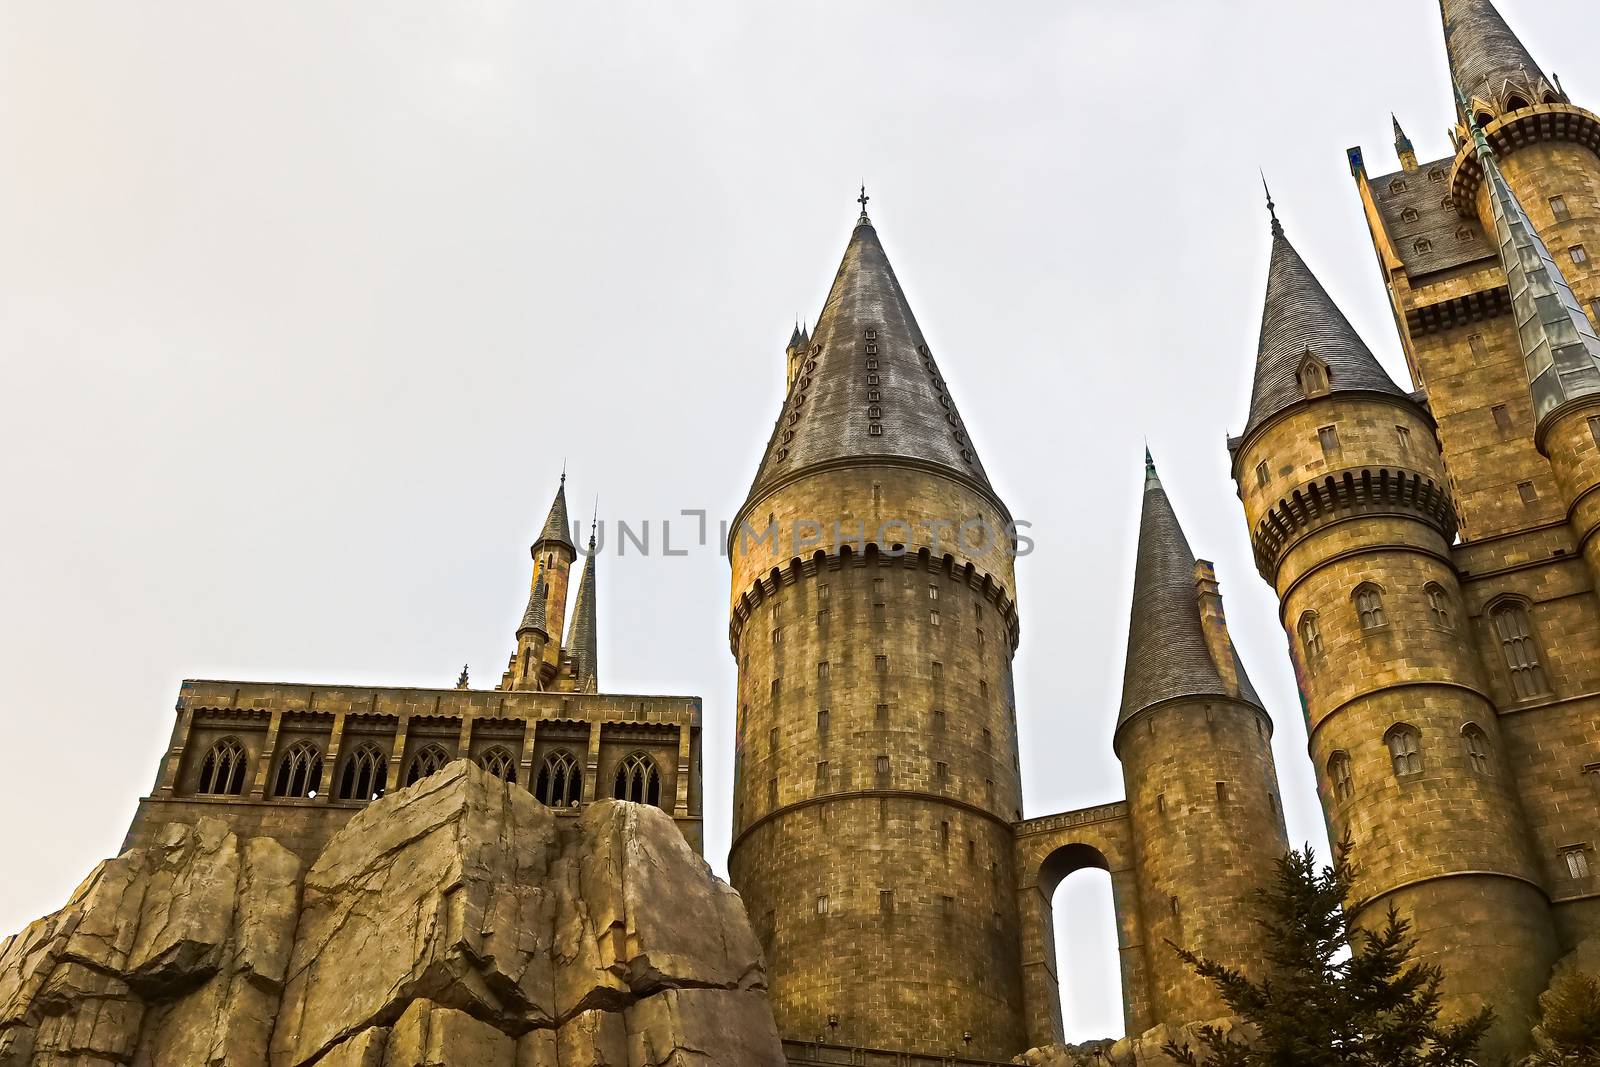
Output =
[
  {"x1": 1163, "y1": 842, "x2": 1493, "y2": 1066},
  {"x1": 1523, "y1": 970, "x2": 1600, "y2": 1066}
]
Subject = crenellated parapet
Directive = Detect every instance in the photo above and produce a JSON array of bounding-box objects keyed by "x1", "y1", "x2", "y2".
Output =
[{"x1": 1449, "y1": 104, "x2": 1600, "y2": 210}]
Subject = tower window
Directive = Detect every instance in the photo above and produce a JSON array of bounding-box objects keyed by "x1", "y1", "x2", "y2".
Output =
[
  {"x1": 1329, "y1": 751, "x2": 1355, "y2": 803},
  {"x1": 1564, "y1": 848, "x2": 1592, "y2": 880},
  {"x1": 771, "y1": 679, "x2": 781, "y2": 698},
  {"x1": 1491, "y1": 600, "x2": 1551, "y2": 699},
  {"x1": 985, "y1": 778, "x2": 995, "y2": 804},
  {"x1": 272, "y1": 740, "x2": 322, "y2": 799},
  {"x1": 1492, "y1": 404, "x2": 1512, "y2": 434},
  {"x1": 1385, "y1": 724, "x2": 1423, "y2": 777},
  {"x1": 1215, "y1": 781, "x2": 1229, "y2": 803},
  {"x1": 1551, "y1": 196, "x2": 1571, "y2": 222},
  {"x1": 1518, "y1": 481, "x2": 1538, "y2": 504},
  {"x1": 982, "y1": 727, "x2": 992, "y2": 751},
  {"x1": 879, "y1": 889, "x2": 894, "y2": 913},
  {"x1": 1572, "y1": 246, "x2": 1590, "y2": 266},
  {"x1": 1468, "y1": 334, "x2": 1487, "y2": 361},
  {"x1": 817, "y1": 708, "x2": 829, "y2": 734},
  {"x1": 1170, "y1": 895, "x2": 1181, "y2": 918},
  {"x1": 815, "y1": 761, "x2": 829, "y2": 791},
  {"x1": 477, "y1": 745, "x2": 517, "y2": 785},
  {"x1": 1424, "y1": 583, "x2": 1454, "y2": 630},
  {"x1": 1353, "y1": 583, "x2": 1388, "y2": 631},
  {"x1": 1395, "y1": 425, "x2": 1411, "y2": 452},
  {"x1": 769, "y1": 726, "x2": 779, "y2": 753},
  {"x1": 534, "y1": 749, "x2": 579, "y2": 807},
  {"x1": 1156, "y1": 792, "x2": 1166, "y2": 815},
  {"x1": 932, "y1": 708, "x2": 946, "y2": 731},
  {"x1": 768, "y1": 777, "x2": 778, "y2": 807},
  {"x1": 1299, "y1": 359, "x2": 1328, "y2": 396},
  {"x1": 1255, "y1": 461, "x2": 1269, "y2": 487},
  {"x1": 1462, "y1": 723, "x2": 1493, "y2": 775},
  {"x1": 818, "y1": 583, "x2": 830, "y2": 603},
  {"x1": 930, "y1": 609, "x2": 941, "y2": 627},
  {"x1": 614, "y1": 752, "x2": 662, "y2": 806},
  {"x1": 876, "y1": 703, "x2": 889, "y2": 723},
  {"x1": 772, "y1": 626, "x2": 782, "y2": 645},
  {"x1": 935, "y1": 760, "x2": 949, "y2": 783},
  {"x1": 928, "y1": 584, "x2": 939, "y2": 601},
  {"x1": 817, "y1": 661, "x2": 830, "y2": 682},
  {"x1": 404, "y1": 744, "x2": 451, "y2": 787},
  {"x1": 868, "y1": 423, "x2": 883, "y2": 436},
  {"x1": 338, "y1": 742, "x2": 388, "y2": 802},
  {"x1": 1298, "y1": 611, "x2": 1325, "y2": 666},
  {"x1": 940, "y1": 820, "x2": 950, "y2": 848},
  {"x1": 817, "y1": 894, "x2": 830, "y2": 915},
  {"x1": 932, "y1": 660, "x2": 943, "y2": 681},
  {"x1": 1317, "y1": 425, "x2": 1340, "y2": 456},
  {"x1": 1590, "y1": 415, "x2": 1600, "y2": 446},
  {"x1": 876, "y1": 754, "x2": 890, "y2": 776}
]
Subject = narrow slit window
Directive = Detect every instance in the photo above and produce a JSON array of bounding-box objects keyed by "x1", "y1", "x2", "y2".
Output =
[
  {"x1": 1493, "y1": 404, "x2": 1512, "y2": 434},
  {"x1": 1318, "y1": 425, "x2": 1340, "y2": 456},
  {"x1": 1518, "y1": 481, "x2": 1538, "y2": 504},
  {"x1": 1572, "y1": 245, "x2": 1590, "y2": 266},
  {"x1": 1551, "y1": 195, "x2": 1571, "y2": 221}
]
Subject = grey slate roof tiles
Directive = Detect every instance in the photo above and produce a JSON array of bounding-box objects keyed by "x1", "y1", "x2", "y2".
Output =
[{"x1": 1369, "y1": 160, "x2": 1495, "y2": 277}]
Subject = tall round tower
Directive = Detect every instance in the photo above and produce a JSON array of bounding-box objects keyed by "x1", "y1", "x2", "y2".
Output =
[
  {"x1": 727, "y1": 200, "x2": 1025, "y2": 1058},
  {"x1": 1116, "y1": 453, "x2": 1289, "y2": 1027},
  {"x1": 1230, "y1": 202, "x2": 1558, "y2": 1055}
]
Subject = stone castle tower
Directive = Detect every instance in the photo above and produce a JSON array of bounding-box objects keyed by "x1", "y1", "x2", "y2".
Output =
[
  {"x1": 1228, "y1": 0, "x2": 1600, "y2": 1056},
  {"x1": 727, "y1": 202, "x2": 1290, "y2": 1059}
]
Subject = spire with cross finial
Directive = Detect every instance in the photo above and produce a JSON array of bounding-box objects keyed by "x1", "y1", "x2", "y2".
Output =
[
  {"x1": 856, "y1": 183, "x2": 871, "y2": 226},
  {"x1": 456, "y1": 664, "x2": 470, "y2": 690}
]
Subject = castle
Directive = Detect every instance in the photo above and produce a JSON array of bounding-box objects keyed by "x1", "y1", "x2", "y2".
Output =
[{"x1": 111, "y1": 0, "x2": 1598, "y2": 1062}]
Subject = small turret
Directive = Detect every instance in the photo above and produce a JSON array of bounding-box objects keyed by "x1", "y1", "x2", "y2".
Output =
[
  {"x1": 1116, "y1": 450, "x2": 1287, "y2": 1028},
  {"x1": 564, "y1": 523, "x2": 599, "y2": 694},
  {"x1": 1393, "y1": 114, "x2": 1419, "y2": 172},
  {"x1": 1440, "y1": 0, "x2": 1564, "y2": 122}
]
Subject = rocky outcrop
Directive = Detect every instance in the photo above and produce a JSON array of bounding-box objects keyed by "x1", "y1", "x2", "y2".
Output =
[
  {"x1": 1014, "y1": 1019, "x2": 1251, "y2": 1066},
  {"x1": 0, "y1": 761, "x2": 784, "y2": 1067}
]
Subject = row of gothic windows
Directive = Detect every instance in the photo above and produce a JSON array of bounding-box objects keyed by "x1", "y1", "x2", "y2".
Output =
[
  {"x1": 1326, "y1": 721, "x2": 1494, "y2": 801},
  {"x1": 193, "y1": 737, "x2": 665, "y2": 809},
  {"x1": 1297, "y1": 592, "x2": 1550, "y2": 698}
]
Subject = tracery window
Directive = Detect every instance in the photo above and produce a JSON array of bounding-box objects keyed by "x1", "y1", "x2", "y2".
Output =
[
  {"x1": 1354, "y1": 583, "x2": 1388, "y2": 631},
  {"x1": 1424, "y1": 583, "x2": 1453, "y2": 630},
  {"x1": 614, "y1": 752, "x2": 662, "y2": 806},
  {"x1": 478, "y1": 745, "x2": 517, "y2": 784},
  {"x1": 1329, "y1": 751, "x2": 1355, "y2": 803},
  {"x1": 1298, "y1": 611, "x2": 1325, "y2": 666},
  {"x1": 337, "y1": 742, "x2": 387, "y2": 801},
  {"x1": 272, "y1": 739, "x2": 322, "y2": 798},
  {"x1": 1491, "y1": 601, "x2": 1551, "y2": 699},
  {"x1": 197, "y1": 737, "x2": 248, "y2": 796},
  {"x1": 404, "y1": 743, "x2": 450, "y2": 787},
  {"x1": 1461, "y1": 724, "x2": 1493, "y2": 775},
  {"x1": 1385, "y1": 724, "x2": 1423, "y2": 777}
]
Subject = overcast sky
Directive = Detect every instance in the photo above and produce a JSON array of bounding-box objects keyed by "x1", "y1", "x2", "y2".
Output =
[{"x1": 2, "y1": 0, "x2": 1593, "y2": 1043}]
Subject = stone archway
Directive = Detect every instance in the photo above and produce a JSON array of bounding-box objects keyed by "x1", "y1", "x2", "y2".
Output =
[{"x1": 1013, "y1": 803, "x2": 1151, "y2": 1050}]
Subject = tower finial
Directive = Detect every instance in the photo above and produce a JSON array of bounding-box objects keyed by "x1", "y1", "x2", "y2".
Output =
[
  {"x1": 857, "y1": 183, "x2": 871, "y2": 224},
  {"x1": 1144, "y1": 444, "x2": 1161, "y2": 491},
  {"x1": 560, "y1": 459, "x2": 566, "y2": 487},
  {"x1": 590, "y1": 497, "x2": 598, "y2": 550},
  {"x1": 1261, "y1": 171, "x2": 1283, "y2": 238},
  {"x1": 457, "y1": 663, "x2": 470, "y2": 690}
]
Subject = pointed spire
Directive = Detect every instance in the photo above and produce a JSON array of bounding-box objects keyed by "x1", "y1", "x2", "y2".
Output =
[
  {"x1": 744, "y1": 203, "x2": 993, "y2": 503},
  {"x1": 1119, "y1": 452, "x2": 1262, "y2": 730},
  {"x1": 518, "y1": 560, "x2": 549, "y2": 635},
  {"x1": 788, "y1": 321, "x2": 802, "y2": 348},
  {"x1": 856, "y1": 183, "x2": 871, "y2": 226},
  {"x1": 1144, "y1": 446, "x2": 1160, "y2": 491},
  {"x1": 798, "y1": 321, "x2": 810, "y2": 347},
  {"x1": 1262, "y1": 173, "x2": 1283, "y2": 238},
  {"x1": 566, "y1": 531, "x2": 598, "y2": 694},
  {"x1": 1392, "y1": 114, "x2": 1419, "y2": 171},
  {"x1": 456, "y1": 664, "x2": 470, "y2": 690},
  {"x1": 1440, "y1": 0, "x2": 1562, "y2": 117},
  {"x1": 1460, "y1": 97, "x2": 1600, "y2": 428},
  {"x1": 534, "y1": 477, "x2": 575, "y2": 552},
  {"x1": 1242, "y1": 192, "x2": 1409, "y2": 440}
]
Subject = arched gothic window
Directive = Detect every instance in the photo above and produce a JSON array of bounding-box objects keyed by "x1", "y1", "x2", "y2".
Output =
[
  {"x1": 1506, "y1": 95, "x2": 1530, "y2": 113},
  {"x1": 536, "y1": 749, "x2": 581, "y2": 807},
  {"x1": 1385, "y1": 724, "x2": 1423, "y2": 777},
  {"x1": 1491, "y1": 601, "x2": 1551, "y2": 699},
  {"x1": 1298, "y1": 354, "x2": 1329, "y2": 397},
  {"x1": 1461, "y1": 724, "x2": 1493, "y2": 775},
  {"x1": 1354, "y1": 583, "x2": 1388, "y2": 631},
  {"x1": 1424, "y1": 583, "x2": 1454, "y2": 630},
  {"x1": 404, "y1": 744, "x2": 451, "y2": 787},
  {"x1": 478, "y1": 746, "x2": 517, "y2": 784},
  {"x1": 1328, "y1": 751, "x2": 1355, "y2": 803},
  {"x1": 337, "y1": 742, "x2": 387, "y2": 801},
  {"x1": 613, "y1": 752, "x2": 662, "y2": 807},
  {"x1": 197, "y1": 737, "x2": 248, "y2": 796},
  {"x1": 1298, "y1": 611, "x2": 1325, "y2": 667},
  {"x1": 272, "y1": 740, "x2": 322, "y2": 798}
]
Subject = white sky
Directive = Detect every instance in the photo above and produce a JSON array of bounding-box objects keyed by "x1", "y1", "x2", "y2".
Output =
[{"x1": 1, "y1": 0, "x2": 1592, "y2": 1044}]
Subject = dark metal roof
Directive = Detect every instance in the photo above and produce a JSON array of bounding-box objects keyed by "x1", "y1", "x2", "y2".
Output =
[
  {"x1": 517, "y1": 564, "x2": 548, "y2": 635},
  {"x1": 1441, "y1": 0, "x2": 1563, "y2": 114},
  {"x1": 1117, "y1": 460, "x2": 1261, "y2": 730},
  {"x1": 1468, "y1": 118, "x2": 1600, "y2": 427},
  {"x1": 565, "y1": 540, "x2": 598, "y2": 693},
  {"x1": 1369, "y1": 159, "x2": 1494, "y2": 276},
  {"x1": 1242, "y1": 222, "x2": 1409, "y2": 440},
  {"x1": 744, "y1": 212, "x2": 992, "y2": 505},
  {"x1": 535, "y1": 481, "x2": 575, "y2": 552}
]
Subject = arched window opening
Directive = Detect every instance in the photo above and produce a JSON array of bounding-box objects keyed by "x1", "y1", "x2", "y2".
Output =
[
  {"x1": 1329, "y1": 751, "x2": 1355, "y2": 803},
  {"x1": 1491, "y1": 600, "x2": 1551, "y2": 699},
  {"x1": 1298, "y1": 611, "x2": 1325, "y2": 667},
  {"x1": 1038, "y1": 844, "x2": 1120, "y2": 1042},
  {"x1": 536, "y1": 749, "x2": 581, "y2": 807},
  {"x1": 478, "y1": 745, "x2": 517, "y2": 784},
  {"x1": 1386, "y1": 724, "x2": 1423, "y2": 777},
  {"x1": 404, "y1": 744, "x2": 451, "y2": 787},
  {"x1": 337, "y1": 742, "x2": 387, "y2": 801},
  {"x1": 1424, "y1": 583, "x2": 1454, "y2": 630},
  {"x1": 272, "y1": 740, "x2": 322, "y2": 798},
  {"x1": 1506, "y1": 95, "x2": 1530, "y2": 113},
  {"x1": 1462, "y1": 724, "x2": 1493, "y2": 775},
  {"x1": 1476, "y1": 112, "x2": 1494, "y2": 129},
  {"x1": 197, "y1": 737, "x2": 248, "y2": 796},
  {"x1": 1354, "y1": 583, "x2": 1388, "y2": 631},
  {"x1": 613, "y1": 752, "x2": 662, "y2": 806},
  {"x1": 1299, "y1": 358, "x2": 1328, "y2": 397}
]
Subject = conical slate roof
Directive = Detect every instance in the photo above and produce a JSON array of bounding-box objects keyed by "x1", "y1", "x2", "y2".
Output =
[
  {"x1": 745, "y1": 209, "x2": 991, "y2": 504},
  {"x1": 1466, "y1": 114, "x2": 1600, "y2": 426},
  {"x1": 535, "y1": 480, "x2": 575, "y2": 552},
  {"x1": 517, "y1": 563, "x2": 548, "y2": 635},
  {"x1": 565, "y1": 534, "x2": 598, "y2": 693},
  {"x1": 1441, "y1": 0, "x2": 1562, "y2": 112},
  {"x1": 1117, "y1": 455, "x2": 1261, "y2": 730},
  {"x1": 1241, "y1": 214, "x2": 1409, "y2": 440}
]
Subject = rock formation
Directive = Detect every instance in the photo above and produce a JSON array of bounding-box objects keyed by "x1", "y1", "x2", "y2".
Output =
[
  {"x1": 0, "y1": 761, "x2": 785, "y2": 1066},
  {"x1": 1013, "y1": 1019, "x2": 1251, "y2": 1066}
]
